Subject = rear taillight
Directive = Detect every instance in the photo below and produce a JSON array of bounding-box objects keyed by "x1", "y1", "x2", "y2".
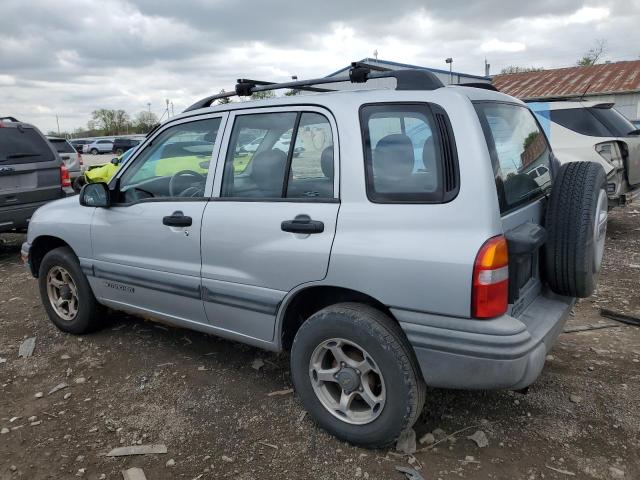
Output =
[
  {"x1": 472, "y1": 235, "x2": 509, "y2": 319},
  {"x1": 77, "y1": 152, "x2": 83, "y2": 166},
  {"x1": 60, "y1": 164, "x2": 71, "y2": 188}
]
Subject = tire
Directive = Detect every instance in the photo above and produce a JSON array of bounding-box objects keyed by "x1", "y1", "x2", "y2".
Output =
[
  {"x1": 72, "y1": 175, "x2": 86, "y2": 193},
  {"x1": 291, "y1": 303, "x2": 425, "y2": 448},
  {"x1": 544, "y1": 161, "x2": 608, "y2": 298},
  {"x1": 38, "y1": 247, "x2": 103, "y2": 334},
  {"x1": 115, "y1": 148, "x2": 124, "y2": 156},
  {"x1": 90, "y1": 148, "x2": 99, "y2": 155}
]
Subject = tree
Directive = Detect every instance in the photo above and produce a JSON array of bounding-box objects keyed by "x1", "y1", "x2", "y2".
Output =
[
  {"x1": 250, "y1": 90, "x2": 275, "y2": 100},
  {"x1": 217, "y1": 89, "x2": 232, "y2": 105},
  {"x1": 284, "y1": 89, "x2": 301, "y2": 96},
  {"x1": 500, "y1": 65, "x2": 544, "y2": 74},
  {"x1": 133, "y1": 111, "x2": 159, "y2": 133},
  {"x1": 90, "y1": 109, "x2": 130, "y2": 135},
  {"x1": 577, "y1": 39, "x2": 607, "y2": 66}
]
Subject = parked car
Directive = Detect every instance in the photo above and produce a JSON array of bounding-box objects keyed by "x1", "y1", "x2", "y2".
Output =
[
  {"x1": 47, "y1": 137, "x2": 83, "y2": 182},
  {"x1": 84, "y1": 138, "x2": 114, "y2": 155},
  {"x1": 0, "y1": 117, "x2": 70, "y2": 233},
  {"x1": 22, "y1": 68, "x2": 607, "y2": 448},
  {"x1": 112, "y1": 138, "x2": 142, "y2": 156},
  {"x1": 528, "y1": 101, "x2": 640, "y2": 207},
  {"x1": 70, "y1": 139, "x2": 92, "y2": 153}
]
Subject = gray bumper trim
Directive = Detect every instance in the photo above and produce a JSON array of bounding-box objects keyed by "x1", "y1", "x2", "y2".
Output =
[{"x1": 395, "y1": 290, "x2": 574, "y2": 390}]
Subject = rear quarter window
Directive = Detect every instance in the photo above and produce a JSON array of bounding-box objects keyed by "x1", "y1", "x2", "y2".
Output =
[
  {"x1": 475, "y1": 102, "x2": 552, "y2": 214},
  {"x1": 360, "y1": 103, "x2": 458, "y2": 203},
  {"x1": 0, "y1": 128, "x2": 56, "y2": 164}
]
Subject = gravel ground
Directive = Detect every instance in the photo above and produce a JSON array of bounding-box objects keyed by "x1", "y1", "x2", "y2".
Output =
[{"x1": 0, "y1": 204, "x2": 639, "y2": 480}]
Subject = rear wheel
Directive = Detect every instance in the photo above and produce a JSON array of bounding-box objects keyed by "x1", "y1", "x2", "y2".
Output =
[
  {"x1": 115, "y1": 148, "x2": 124, "y2": 156},
  {"x1": 90, "y1": 148, "x2": 99, "y2": 155},
  {"x1": 291, "y1": 303, "x2": 425, "y2": 448},
  {"x1": 544, "y1": 161, "x2": 607, "y2": 297},
  {"x1": 38, "y1": 247, "x2": 103, "y2": 334}
]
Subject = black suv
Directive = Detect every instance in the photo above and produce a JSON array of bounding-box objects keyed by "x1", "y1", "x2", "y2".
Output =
[
  {"x1": 112, "y1": 138, "x2": 141, "y2": 156},
  {"x1": 0, "y1": 117, "x2": 69, "y2": 233}
]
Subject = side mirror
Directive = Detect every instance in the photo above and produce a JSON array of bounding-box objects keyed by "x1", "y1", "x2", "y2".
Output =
[
  {"x1": 111, "y1": 157, "x2": 120, "y2": 165},
  {"x1": 79, "y1": 182, "x2": 111, "y2": 208}
]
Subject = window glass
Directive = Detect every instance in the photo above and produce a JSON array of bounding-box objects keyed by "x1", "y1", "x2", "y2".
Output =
[
  {"x1": 0, "y1": 128, "x2": 56, "y2": 164},
  {"x1": 49, "y1": 139, "x2": 76, "y2": 154},
  {"x1": 475, "y1": 103, "x2": 552, "y2": 213},
  {"x1": 221, "y1": 113, "x2": 297, "y2": 198},
  {"x1": 286, "y1": 113, "x2": 334, "y2": 198},
  {"x1": 550, "y1": 108, "x2": 610, "y2": 137},
  {"x1": 588, "y1": 107, "x2": 636, "y2": 137},
  {"x1": 118, "y1": 117, "x2": 220, "y2": 202},
  {"x1": 361, "y1": 104, "x2": 441, "y2": 202}
]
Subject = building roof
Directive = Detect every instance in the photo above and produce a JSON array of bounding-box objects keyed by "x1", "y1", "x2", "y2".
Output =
[
  {"x1": 326, "y1": 58, "x2": 491, "y2": 81},
  {"x1": 492, "y1": 60, "x2": 640, "y2": 100}
]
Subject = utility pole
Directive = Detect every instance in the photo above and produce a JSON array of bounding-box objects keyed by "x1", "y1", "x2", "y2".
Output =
[
  {"x1": 445, "y1": 57, "x2": 453, "y2": 84},
  {"x1": 56, "y1": 115, "x2": 60, "y2": 135},
  {"x1": 166, "y1": 99, "x2": 170, "y2": 118},
  {"x1": 147, "y1": 102, "x2": 151, "y2": 114}
]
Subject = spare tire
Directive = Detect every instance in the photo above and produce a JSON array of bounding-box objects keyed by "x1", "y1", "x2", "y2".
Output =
[{"x1": 544, "y1": 161, "x2": 607, "y2": 298}]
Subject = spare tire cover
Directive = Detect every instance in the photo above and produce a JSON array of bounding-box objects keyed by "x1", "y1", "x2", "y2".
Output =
[{"x1": 544, "y1": 161, "x2": 607, "y2": 298}]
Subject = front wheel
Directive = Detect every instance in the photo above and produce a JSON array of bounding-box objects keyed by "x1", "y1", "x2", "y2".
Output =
[
  {"x1": 291, "y1": 303, "x2": 425, "y2": 448},
  {"x1": 90, "y1": 148, "x2": 99, "y2": 155},
  {"x1": 38, "y1": 247, "x2": 104, "y2": 334}
]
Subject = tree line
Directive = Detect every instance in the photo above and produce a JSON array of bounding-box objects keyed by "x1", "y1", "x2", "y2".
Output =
[{"x1": 49, "y1": 109, "x2": 160, "y2": 138}]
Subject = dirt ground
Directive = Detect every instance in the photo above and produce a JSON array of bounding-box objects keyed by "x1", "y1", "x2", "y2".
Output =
[{"x1": 1, "y1": 205, "x2": 639, "y2": 480}]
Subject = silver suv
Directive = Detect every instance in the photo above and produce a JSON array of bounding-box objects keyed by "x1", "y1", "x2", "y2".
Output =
[{"x1": 22, "y1": 66, "x2": 608, "y2": 448}]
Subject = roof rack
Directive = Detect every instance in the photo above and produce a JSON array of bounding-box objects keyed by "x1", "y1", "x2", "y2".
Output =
[
  {"x1": 184, "y1": 62, "x2": 445, "y2": 112},
  {"x1": 458, "y1": 82, "x2": 498, "y2": 92},
  {"x1": 0, "y1": 116, "x2": 19, "y2": 122}
]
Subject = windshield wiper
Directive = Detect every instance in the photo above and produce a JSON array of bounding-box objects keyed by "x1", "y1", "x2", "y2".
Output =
[{"x1": 5, "y1": 153, "x2": 42, "y2": 159}]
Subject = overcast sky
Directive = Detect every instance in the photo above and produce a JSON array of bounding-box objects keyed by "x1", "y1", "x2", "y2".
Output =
[{"x1": 2, "y1": 0, "x2": 639, "y2": 133}]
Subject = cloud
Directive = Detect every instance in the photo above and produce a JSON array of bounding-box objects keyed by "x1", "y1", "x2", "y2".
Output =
[
  {"x1": 0, "y1": 0, "x2": 637, "y2": 132},
  {"x1": 481, "y1": 39, "x2": 527, "y2": 53}
]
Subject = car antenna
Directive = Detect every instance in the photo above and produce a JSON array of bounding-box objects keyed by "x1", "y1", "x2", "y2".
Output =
[{"x1": 578, "y1": 81, "x2": 593, "y2": 102}]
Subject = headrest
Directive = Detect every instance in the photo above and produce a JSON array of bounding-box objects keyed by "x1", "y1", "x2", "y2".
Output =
[
  {"x1": 251, "y1": 149, "x2": 287, "y2": 195},
  {"x1": 321, "y1": 146, "x2": 334, "y2": 179},
  {"x1": 373, "y1": 134, "x2": 414, "y2": 180}
]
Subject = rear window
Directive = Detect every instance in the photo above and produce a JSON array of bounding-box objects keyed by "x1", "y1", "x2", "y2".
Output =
[
  {"x1": 475, "y1": 103, "x2": 552, "y2": 214},
  {"x1": 49, "y1": 139, "x2": 75, "y2": 154},
  {"x1": 0, "y1": 127, "x2": 56, "y2": 164},
  {"x1": 360, "y1": 103, "x2": 456, "y2": 203},
  {"x1": 550, "y1": 108, "x2": 611, "y2": 136},
  {"x1": 589, "y1": 107, "x2": 637, "y2": 137}
]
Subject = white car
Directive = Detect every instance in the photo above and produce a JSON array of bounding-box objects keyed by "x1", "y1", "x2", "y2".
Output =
[
  {"x1": 528, "y1": 101, "x2": 640, "y2": 207},
  {"x1": 83, "y1": 138, "x2": 114, "y2": 155}
]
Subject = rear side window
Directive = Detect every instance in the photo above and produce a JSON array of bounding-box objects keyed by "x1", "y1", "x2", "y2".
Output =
[
  {"x1": 475, "y1": 103, "x2": 552, "y2": 214},
  {"x1": 360, "y1": 104, "x2": 457, "y2": 203},
  {"x1": 221, "y1": 111, "x2": 335, "y2": 200},
  {"x1": 49, "y1": 139, "x2": 75, "y2": 154},
  {"x1": 0, "y1": 128, "x2": 56, "y2": 164},
  {"x1": 589, "y1": 107, "x2": 637, "y2": 137},
  {"x1": 550, "y1": 108, "x2": 610, "y2": 137}
]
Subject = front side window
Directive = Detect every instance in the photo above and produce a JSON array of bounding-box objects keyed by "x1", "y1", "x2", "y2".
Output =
[
  {"x1": 221, "y1": 111, "x2": 335, "y2": 199},
  {"x1": 118, "y1": 117, "x2": 221, "y2": 202},
  {"x1": 476, "y1": 103, "x2": 552, "y2": 213},
  {"x1": 361, "y1": 104, "x2": 442, "y2": 202}
]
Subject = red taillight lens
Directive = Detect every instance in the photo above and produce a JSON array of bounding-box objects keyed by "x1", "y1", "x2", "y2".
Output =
[
  {"x1": 60, "y1": 165, "x2": 71, "y2": 188},
  {"x1": 472, "y1": 235, "x2": 509, "y2": 319}
]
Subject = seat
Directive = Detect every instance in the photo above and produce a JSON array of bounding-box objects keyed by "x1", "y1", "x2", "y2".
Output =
[
  {"x1": 249, "y1": 149, "x2": 288, "y2": 197},
  {"x1": 372, "y1": 134, "x2": 415, "y2": 192}
]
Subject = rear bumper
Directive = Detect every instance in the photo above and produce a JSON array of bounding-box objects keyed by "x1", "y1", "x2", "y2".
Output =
[
  {"x1": 395, "y1": 290, "x2": 574, "y2": 390},
  {"x1": 0, "y1": 200, "x2": 54, "y2": 233}
]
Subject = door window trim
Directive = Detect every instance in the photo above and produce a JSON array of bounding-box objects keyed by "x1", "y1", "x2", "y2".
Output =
[
  {"x1": 109, "y1": 112, "x2": 229, "y2": 206},
  {"x1": 211, "y1": 106, "x2": 340, "y2": 202}
]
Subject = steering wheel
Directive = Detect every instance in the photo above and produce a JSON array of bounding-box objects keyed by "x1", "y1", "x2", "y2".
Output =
[{"x1": 168, "y1": 170, "x2": 206, "y2": 197}]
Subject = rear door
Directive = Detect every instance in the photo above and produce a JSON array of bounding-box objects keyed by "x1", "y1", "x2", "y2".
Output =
[
  {"x1": 0, "y1": 125, "x2": 61, "y2": 212},
  {"x1": 200, "y1": 107, "x2": 339, "y2": 342},
  {"x1": 475, "y1": 102, "x2": 553, "y2": 316}
]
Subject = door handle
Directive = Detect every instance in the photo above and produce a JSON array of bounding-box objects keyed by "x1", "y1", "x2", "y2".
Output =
[
  {"x1": 163, "y1": 211, "x2": 192, "y2": 227},
  {"x1": 281, "y1": 214, "x2": 324, "y2": 234}
]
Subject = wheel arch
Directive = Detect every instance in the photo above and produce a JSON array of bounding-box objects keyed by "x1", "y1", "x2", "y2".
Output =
[
  {"x1": 29, "y1": 235, "x2": 74, "y2": 277},
  {"x1": 277, "y1": 285, "x2": 397, "y2": 351}
]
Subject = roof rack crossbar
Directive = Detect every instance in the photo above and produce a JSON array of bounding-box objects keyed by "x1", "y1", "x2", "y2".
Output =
[{"x1": 184, "y1": 62, "x2": 445, "y2": 112}]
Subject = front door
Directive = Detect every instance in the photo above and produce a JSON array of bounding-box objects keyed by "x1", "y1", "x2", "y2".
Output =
[
  {"x1": 89, "y1": 114, "x2": 226, "y2": 325},
  {"x1": 201, "y1": 108, "x2": 339, "y2": 342}
]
